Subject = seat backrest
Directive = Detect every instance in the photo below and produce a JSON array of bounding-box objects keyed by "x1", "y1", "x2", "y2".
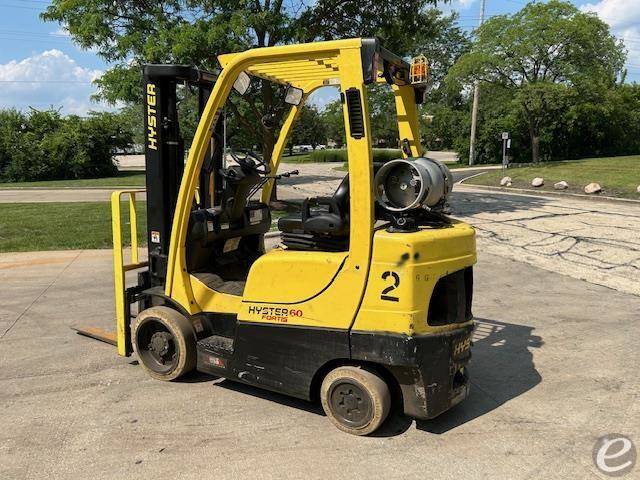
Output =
[{"x1": 334, "y1": 175, "x2": 349, "y2": 213}]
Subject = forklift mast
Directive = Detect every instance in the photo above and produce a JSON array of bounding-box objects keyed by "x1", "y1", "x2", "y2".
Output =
[{"x1": 142, "y1": 65, "x2": 219, "y2": 287}]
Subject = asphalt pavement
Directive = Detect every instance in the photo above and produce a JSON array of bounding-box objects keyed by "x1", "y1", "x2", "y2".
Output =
[{"x1": 0, "y1": 247, "x2": 638, "y2": 479}]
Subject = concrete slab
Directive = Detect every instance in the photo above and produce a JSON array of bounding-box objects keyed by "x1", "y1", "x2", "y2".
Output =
[
  {"x1": 451, "y1": 186, "x2": 640, "y2": 296},
  {"x1": 0, "y1": 248, "x2": 638, "y2": 479}
]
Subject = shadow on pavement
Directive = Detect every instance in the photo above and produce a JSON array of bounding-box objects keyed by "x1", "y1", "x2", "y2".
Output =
[
  {"x1": 178, "y1": 317, "x2": 542, "y2": 437},
  {"x1": 450, "y1": 190, "x2": 551, "y2": 217},
  {"x1": 417, "y1": 317, "x2": 543, "y2": 434},
  {"x1": 213, "y1": 378, "x2": 325, "y2": 416}
]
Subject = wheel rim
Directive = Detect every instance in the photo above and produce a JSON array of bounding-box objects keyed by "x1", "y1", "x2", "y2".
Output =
[
  {"x1": 328, "y1": 380, "x2": 373, "y2": 429},
  {"x1": 136, "y1": 319, "x2": 179, "y2": 375}
]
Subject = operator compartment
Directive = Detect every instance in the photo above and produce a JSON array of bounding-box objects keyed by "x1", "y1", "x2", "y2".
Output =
[
  {"x1": 186, "y1": 202, "x2": 271, "y2": 296},
  {"x1": 185, "y1": 148, "x2": 275, "y2": 296}
]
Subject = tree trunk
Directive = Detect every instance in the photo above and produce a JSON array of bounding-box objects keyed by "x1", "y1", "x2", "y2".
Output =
[{"x1": 531, "y1": 133, "x2": 540, "y2": 163}]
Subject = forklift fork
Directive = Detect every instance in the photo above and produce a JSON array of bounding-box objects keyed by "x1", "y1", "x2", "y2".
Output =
[{"x1": 72, "y1": 190, "x2": 147, "y2": 356}]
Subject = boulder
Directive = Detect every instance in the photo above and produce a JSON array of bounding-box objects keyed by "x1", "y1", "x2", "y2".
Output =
[
  {"x1": 584, "y1": 182, "x2": 602, "y2": 194},
  {"x1": 531, "y1": 177, "x2": 544, "y2": 187},
  {"x1": 554, "y1": 181, "x2": 569, "y2": 190},
  {"x1": 500, "y1": 176, "x2": 512, "y2": 186},
  {"x1": 637, "y1": 185, "x2": 640, "y2": 194}
]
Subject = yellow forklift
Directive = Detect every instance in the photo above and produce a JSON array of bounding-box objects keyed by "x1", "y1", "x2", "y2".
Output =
[{"x1": 81, "y1": 38, "x2": 476, "y2": 435}]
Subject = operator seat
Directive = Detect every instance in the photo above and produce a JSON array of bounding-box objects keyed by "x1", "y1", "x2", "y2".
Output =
[{"x1": 278, "y1": 175, "x2": 349, "y2": 251}]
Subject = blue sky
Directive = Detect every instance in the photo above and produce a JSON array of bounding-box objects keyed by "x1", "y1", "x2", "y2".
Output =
[{"x1": 0, "y1": 0, "x2": 638, "y2": 114}]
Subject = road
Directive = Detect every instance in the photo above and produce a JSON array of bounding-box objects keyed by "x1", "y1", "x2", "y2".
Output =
[{"x1": 0, "y1": 247, "x2": 638, "y2": 479}]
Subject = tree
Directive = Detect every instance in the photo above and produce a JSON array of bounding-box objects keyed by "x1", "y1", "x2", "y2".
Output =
[
  {"x1": 289, "y1": 105, "x2": 327, "y2": 154},
  {"x1": 42, "y1": 0, "x2": 445, "y2": 166},
  {"x1": 320, "y1": 100, "x2": 346, "y2": 148},
  {"x1": 448, "y1": 0, "x2": 626, "y2": 163},
  {"x1": 0, "y1": 109, "x2": 132, "y2": 182}
]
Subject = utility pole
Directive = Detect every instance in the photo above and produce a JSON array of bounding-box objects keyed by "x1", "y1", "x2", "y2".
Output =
[{"x1": 468, "y1": 0, "x2": 486, "y2": 166}]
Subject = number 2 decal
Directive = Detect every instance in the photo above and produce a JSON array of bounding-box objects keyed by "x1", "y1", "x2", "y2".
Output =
[{"x1": 380, "y1": 271, "x2": 400, "y2": 302}]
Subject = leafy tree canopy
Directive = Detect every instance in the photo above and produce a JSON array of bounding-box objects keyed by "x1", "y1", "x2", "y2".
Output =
[{"x1": 447, "y1": 0, "x2": 626, "y2": 162}]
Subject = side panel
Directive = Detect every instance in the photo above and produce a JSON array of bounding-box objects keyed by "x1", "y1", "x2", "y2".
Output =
[
  {"x1": 200, "y1": 323, "x2": 349, "y2": 399},
  {"x1": 242, "y1": 250, "x2": 347, "y2": 305}
]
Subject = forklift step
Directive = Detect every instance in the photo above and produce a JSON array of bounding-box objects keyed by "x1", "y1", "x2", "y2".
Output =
[{"x1": 197, "y1": 334, "x2": 234, "y2": 357}]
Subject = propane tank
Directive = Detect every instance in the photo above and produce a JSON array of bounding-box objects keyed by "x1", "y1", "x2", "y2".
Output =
[{"x1": 374, "y1": 157, "x2": 453, "y2": 212}]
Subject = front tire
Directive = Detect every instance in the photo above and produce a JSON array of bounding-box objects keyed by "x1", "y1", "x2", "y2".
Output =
[
  {"x1": 133, "y1": 306, "x2": 196, "y2": 381},
  {"x1": 320, "y1": 365, "x2": 391, "y2": 435}
]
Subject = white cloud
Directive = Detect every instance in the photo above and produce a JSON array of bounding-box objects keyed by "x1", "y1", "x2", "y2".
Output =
[
  {"x1": 581, "y1": 0, "x2": 640, "y2": 30},
  {"x1": 455, "y1": 0, "x2": 478, "y2": 8},
  {"x1": 0, "y1": 49, "x2": 111, "y2": 115},
  {"x1": 439, "y1": 0, "x2": 478, "y2": 17},
  {"x1": 581, "y1": 0, "x2": 640, "y2": 79}
]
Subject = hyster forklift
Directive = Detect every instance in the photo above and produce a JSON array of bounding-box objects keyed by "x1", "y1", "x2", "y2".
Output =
[{"x1": 84, "y1": 38, "x2": 476, "y2": 435}]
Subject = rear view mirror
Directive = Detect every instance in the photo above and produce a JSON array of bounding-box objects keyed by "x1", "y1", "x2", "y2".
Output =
[
  {"x1": 284, "y1": 86, "x2": 304, "y2": 106},
  {"x1": 233, "y1": 71, "x2": 251, "y2": 95}
]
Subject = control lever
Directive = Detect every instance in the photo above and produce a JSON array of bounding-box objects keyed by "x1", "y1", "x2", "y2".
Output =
[
  {"x1": 247, "y1": 170, "x2": 300, "y2": 198},
  {"x1": 274, "y1": 169, "x2": 299, "y2": 179}
]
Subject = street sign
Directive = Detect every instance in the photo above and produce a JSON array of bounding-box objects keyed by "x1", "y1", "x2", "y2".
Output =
[{"x1": 502, "y1": 133, "x2": 510, "y2": 169}]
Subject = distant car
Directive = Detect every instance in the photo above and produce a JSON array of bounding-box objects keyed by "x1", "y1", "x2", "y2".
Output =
[
  {"x1": 316, "y1": 144, "x2": 327, "y2": 150},
  {"x1": 292, "y1": 144, "x2": 313, "y2": 153}
]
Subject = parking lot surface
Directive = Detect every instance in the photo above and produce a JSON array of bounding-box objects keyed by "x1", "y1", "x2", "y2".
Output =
[{"x1": 1, "y1": 248, "x2": 638, "y2": 479}]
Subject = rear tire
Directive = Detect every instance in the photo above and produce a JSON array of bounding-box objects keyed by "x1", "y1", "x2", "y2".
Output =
[
  {"x1": 133, "y1": 306, "x2": 196, "y2": 381},
  {"x1": 320, "y1": 365, "x2": 391, "y2": 435}
]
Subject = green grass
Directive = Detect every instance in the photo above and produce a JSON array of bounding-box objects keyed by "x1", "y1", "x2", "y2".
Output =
[
  {"x1": 0, "y1": 201, "x2": 291, "y2": 252},
  {"x1": 0, "y1": 201, "x2": 147, "y2": 252},
  {"x1": 0, "y1": 171, "x2": 145, "y2": 189},
  {"x1": 279, "y1": 153, "x2": 313, "y2": 163},
  {"x1": 466, "y1": 155, "x2": 640, "y2": 198}
]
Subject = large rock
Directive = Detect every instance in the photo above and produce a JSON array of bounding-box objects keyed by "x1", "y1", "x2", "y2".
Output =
[
  {"x1": 636, "y1": 185, "x2": 640, "y2": 194},
  {"x1": 554, "y1": 181, "x2": 569, "y2": 190},
  {"x1": 500, "y1": 176, "x2": 512, "y2": 186},
  {"x1": 584, "y1": 182, "x2": 602, "y2": 194},
  {"x1": 531, "y1": 177, "x2": 544, "y2": 187}
]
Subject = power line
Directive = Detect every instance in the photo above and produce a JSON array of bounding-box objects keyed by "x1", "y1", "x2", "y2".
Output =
[
  {"x1": 0, "y1": 36, "x2": 70, "y2": 45},
  {"x1": 0, "y1": 4, "x2": 46, "y2": 11},
  {"x1": 0, "y1": 80, "x2": 94, "y2": 84},
  {"x1": 0, "y1": 29, "x2": 69, "y2": 38}
]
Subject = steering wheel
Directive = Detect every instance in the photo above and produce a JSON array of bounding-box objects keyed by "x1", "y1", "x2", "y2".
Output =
[{"x1": 228, "y1": 148, "x2": 271, "y2": 175}]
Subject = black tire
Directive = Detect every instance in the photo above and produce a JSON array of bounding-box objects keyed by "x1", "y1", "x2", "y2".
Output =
[
  {"x1": 320, "y1": 365, "x2": 391, "y2": 435},
  {"x1": 133, "y1": 306, "x2": 196, "y2": 381}
]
